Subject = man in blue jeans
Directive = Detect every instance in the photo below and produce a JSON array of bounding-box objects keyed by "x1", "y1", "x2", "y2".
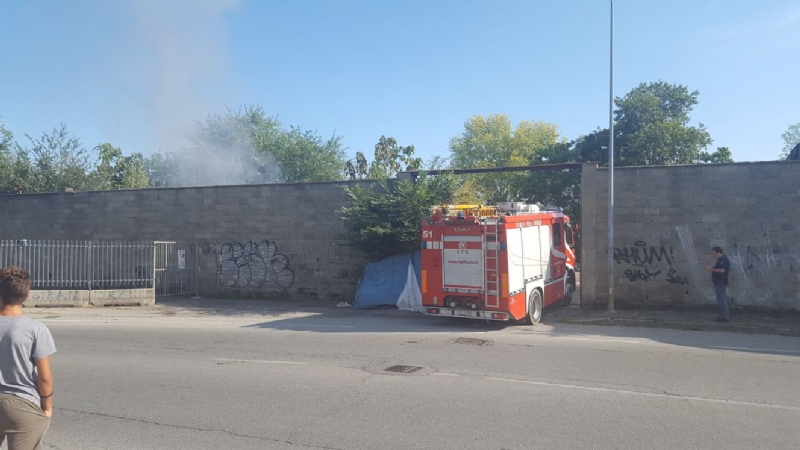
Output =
[{"x1": 706, "y1": 247, "x2": 731, "y2": 323}]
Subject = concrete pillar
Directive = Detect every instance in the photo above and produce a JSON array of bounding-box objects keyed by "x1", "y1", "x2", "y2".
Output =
[{"x1": 579, "y1": 163, "x2": 599, "y2": 307}]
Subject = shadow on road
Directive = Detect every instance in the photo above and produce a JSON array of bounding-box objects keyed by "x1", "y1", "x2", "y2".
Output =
[
  {"x1": 242, "y1": 312, "x2": 509, "y2": 334},
  {"x1": 155, "y1": 297, "x2": 800, "y2": 356}
]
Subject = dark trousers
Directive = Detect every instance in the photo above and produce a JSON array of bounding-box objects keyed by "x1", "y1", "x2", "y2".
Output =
[{"x1": 714, "y1": 283, "x2": 729, "y2": 320}]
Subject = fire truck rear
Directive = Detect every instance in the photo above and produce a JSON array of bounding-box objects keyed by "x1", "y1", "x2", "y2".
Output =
[{"x1": 420, "y1": 202, "x2": 577, "y2": 324}]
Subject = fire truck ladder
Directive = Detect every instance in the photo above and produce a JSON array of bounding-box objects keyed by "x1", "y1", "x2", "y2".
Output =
[{"x1": 483, "y1": 218, "x2": 500, "y2": 310}]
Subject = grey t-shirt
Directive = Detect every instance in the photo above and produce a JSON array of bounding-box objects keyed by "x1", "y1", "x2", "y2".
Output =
[{"x1": 0, "y1": 316, "x2": 57, "y2": 406}]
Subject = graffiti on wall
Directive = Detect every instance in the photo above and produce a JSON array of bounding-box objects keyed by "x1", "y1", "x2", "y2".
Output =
[
  {"x1": 677, "y1": 225, "x2": 800, "y2": 305},
  {"x1": 665, "y1": 269, "x2": 690, "y2": 285},
  {"x1": 209, "y1": 241, "x2": 295, "y2": 289},
  {"x1": 337, "y1": 268, "x2": 362, "y2": 284},
  {"x1": 623, "y1": 266, "x2": 660, "y2": 283},
  {"x1": 327, "y1": 241, "x2": 357, "y2": 264},
  {"x1": 614, "y1": 241, "x2": 690, "y2": 284},
  {"x1": 614, "y1": 241, "x2": 674, "y2": 266}
]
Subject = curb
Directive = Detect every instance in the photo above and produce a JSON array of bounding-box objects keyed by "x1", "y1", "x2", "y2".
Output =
[{"x1": 546, "y1": 317, "x2": 800, "y2": 337}]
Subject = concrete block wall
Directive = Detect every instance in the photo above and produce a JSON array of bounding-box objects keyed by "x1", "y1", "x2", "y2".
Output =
[
  {"x1": 0, "y1": 181, "x2": 373, "y2": 301},
  {"x1": 580, "y1": 161, "x2": 800, "y2": 310},
  {"x1": 26, "y1": 289, "x2": 155, "y2": 307}
]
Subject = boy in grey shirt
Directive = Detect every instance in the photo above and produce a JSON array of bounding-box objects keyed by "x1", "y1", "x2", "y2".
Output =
[{"x1": 0, "y1": 267, "x2": 56, "y2": 450}]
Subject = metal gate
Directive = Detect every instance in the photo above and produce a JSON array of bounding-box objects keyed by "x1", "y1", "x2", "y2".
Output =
[{"x1": 154, "y1": 242, "x2": 198, "y2": 297}]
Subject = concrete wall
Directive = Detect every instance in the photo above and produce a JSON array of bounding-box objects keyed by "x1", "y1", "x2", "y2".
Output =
[
  {"x1": 26, "y1": 289, "x2": 155, "y2": 307},
  {"x1": 0, "y1": 182, "x2": 372, "y2": 301},
  {"x1": 6, "y1": 162, "x2": 799, "y2": 310},
  {"x1": 581, "y1": 161, "x2": 800, "y2": 310}
]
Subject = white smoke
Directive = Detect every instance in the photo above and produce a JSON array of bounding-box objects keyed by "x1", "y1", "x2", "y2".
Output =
[{"x1": 126, "y1": 0, "x2": 239, "y2": 150}]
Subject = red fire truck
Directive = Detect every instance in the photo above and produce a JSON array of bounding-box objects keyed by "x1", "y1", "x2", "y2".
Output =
[{"x1": 420, "y1": 202, "x2": 577, "y2": 324}]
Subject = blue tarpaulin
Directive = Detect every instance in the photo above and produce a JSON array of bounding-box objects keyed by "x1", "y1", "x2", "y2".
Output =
[{"x1": 351, "y1": 251, "x2": 422, "y2": 310}]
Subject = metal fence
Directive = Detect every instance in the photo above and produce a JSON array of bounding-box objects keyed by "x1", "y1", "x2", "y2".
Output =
[
  {"x1": 0, "y1": 240, "x2": 154, "y2": 290},
  {"x1": 154, "y1": 241, "x2": 198, "y2": 297}
]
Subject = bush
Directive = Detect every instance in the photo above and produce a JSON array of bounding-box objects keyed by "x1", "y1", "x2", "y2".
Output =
[{"x1": 339, "y1": 173, "x2": 455, "y2": 260}]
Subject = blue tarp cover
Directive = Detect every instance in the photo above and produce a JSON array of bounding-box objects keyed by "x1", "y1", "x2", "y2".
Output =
[{"x1": 351, "y1": 251, "x2": 421, "y2": 309}]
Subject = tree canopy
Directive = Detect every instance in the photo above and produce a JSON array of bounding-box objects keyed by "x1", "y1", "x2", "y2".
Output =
[
  {"x1": 346, "y1": 136, "x2": 423, "y2": 180},
  {"x1": 157, "y1": 106, "x2": 349, "y2": 187},
  {"x1": 575, "y1": 81, "x2": 732, "y2": 166},
  {"x1": 781, "y1": 123, "x2": 800, "y2": 159},
  {"x1": 448, "y1": 114, "x2": 563, "y2": 202},
  {"x1": 339, "y1": 173, "x2": 456, "y2": 260}
]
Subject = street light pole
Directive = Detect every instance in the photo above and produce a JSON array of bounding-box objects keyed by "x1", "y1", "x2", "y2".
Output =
[{"x1": 608, "y1": 0, "x2": 615, "y2": 313}]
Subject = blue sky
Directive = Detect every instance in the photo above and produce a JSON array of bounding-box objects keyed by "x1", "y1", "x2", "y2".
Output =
[{"x1": 1, "y1": 0, "x2": 798, "y2": 163}]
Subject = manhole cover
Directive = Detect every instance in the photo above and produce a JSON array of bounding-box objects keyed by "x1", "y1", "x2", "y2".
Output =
[
  {"x1": 385, "y1": 365, "x2": 424, "y2": 374},
  {"x1": 455, "y1": 337, "x2": 489, "y2": 346}
]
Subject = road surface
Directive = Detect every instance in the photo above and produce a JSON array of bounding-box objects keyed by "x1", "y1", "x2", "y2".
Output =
[{"x1": 16, "y1": 306, "x2": 800, "y2": 450}]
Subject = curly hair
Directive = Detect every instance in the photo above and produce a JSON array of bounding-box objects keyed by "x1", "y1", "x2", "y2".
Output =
[{"x1": 0, "y1": 266, "x2": 32, "y2": 305}]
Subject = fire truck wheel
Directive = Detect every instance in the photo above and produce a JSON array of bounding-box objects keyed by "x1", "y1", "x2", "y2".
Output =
[
  {"x1": 561, "y1": 283, "x2": 575, "y2": 307},
  {"x1": 526, "y1": 289, "x2": 543, "y2": 325}
]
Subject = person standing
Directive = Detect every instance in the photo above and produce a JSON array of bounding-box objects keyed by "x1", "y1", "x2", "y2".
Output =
[
  {"x1": 705, "y1": 247, "x2": 731, "y2": 323},
  {"x1": 0, "y1": 267, "x2": 56, "y2": 450}
]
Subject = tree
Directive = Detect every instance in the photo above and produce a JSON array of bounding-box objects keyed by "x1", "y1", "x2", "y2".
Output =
[
  {"x1": 346, "y1": 136, "x2": 423, "y2": 180},
  {"x1": 519, "y1": 142, "x2": 582, "y2": 223},
  {"x1": 0, "y1": 120, "x2": 17, "y2": 193},
  {"x1": 781, "y1": 123, "x2": 800, "y2": 159},
  {"x1": 269, "y1": 127, "x2": 348, "y2": 183},
  {"x1": 176, "y1": 106, "x2": 282, "y2": 186},
  {"x1": 702, "y1": 147, "x2": 733, "y2": 164},
  {"x1": 576, "y1": 81, "x2": 732, "y2": 166},
  {"x1": 339, "y1": 173, "x2": 456, "y2": 260},
  {"x1": 14, "y1": 124, "x2": 98, "y2": 192},
  {"x1": 345, "y1": 152, "x2": 370, "y2": 180},
  {"x1": 94, "y1": 143, "x2": 150, "y2": 189},
  {"x1": 166, "y1": 105, "x2": 348, "y2": 186},
  {"x1": 448, "y1": 114, "x2": 563, "y2": 202},
  {"x1": 145, "y1": 152, "x2": 180, "y2": 188}
]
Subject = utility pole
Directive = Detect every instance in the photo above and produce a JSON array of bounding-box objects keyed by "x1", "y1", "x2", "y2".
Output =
[{"x1": 608, "y1": 0, "x2": 616, "y2": 313}]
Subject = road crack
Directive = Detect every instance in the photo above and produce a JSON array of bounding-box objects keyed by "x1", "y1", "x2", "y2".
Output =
[{"x1": 56, "y1": 407, "x2": 344, "y2": 450}]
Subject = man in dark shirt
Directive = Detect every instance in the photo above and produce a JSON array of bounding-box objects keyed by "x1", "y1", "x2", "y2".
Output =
[{"x1": 705, "y1": 247, "x2": 731, "y2": 322}]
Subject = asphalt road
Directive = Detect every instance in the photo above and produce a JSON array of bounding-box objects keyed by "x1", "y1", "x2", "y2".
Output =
[{"x1": 13, "y1": 306, "x2": 800, "y2": 450}]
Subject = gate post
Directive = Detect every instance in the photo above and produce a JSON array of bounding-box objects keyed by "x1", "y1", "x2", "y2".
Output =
[
  {"x1": 152, "y1": 242, "x2": 157, "y2": 296},
  {"x1": 192, "y1": 243, "x2": 200, "y2": 298}
]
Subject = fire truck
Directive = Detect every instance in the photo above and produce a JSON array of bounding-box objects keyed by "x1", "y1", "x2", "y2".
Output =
[{"x1": 420, "y1": 202, "x2": 577, "y2": 324}]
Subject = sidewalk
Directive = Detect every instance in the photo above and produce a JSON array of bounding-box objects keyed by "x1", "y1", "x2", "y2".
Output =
[
  {"x1": 544, "y1": 305, "x2": 800, "y2": 337},
  {"x1": 25, "y1": 297, "x2": 800, "y2": 336}
]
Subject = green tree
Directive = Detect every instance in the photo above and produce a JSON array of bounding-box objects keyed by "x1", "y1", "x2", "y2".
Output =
[
  {"x1": 702, "y1": 147, "x2": 733, "y2": 164},
  {"x1": 346, "y1": 136, "x2": 423, "y2": 180},
  {"x1": 171, "y1": 105, "x2": 347, "y2": 186},
  {"x1": 369, "y1": 136, "x2": 422, "y2": 179},
  {"x1": 270, "y1": 127, "x2": 348, "y2": 182},
  {"x1": 14, "y1": 124, "x2": 98, "y2": 192},
  {"x1": 0, "y1": 120, "x2": 18, "y2": 193},
  {"x1": 145, "y1": 151, "x2": 181, "y2": 187},
  {"x1": 780, "y1": 123, "x2": 800, "y2": 159},
  {"x1": 519, "y1": 142, "x2": 582, "y2": 223},
  {"x1": 345, "y1": 151, "x2": 370, "y2": 180},
  {"x1": 339, "y1": 173, "x2": 456, "y2": 260},
  {"x1": 575, "y1": 81, "x2": 732, "y2": 166},
  {"x1": 448, "y1": 114, "x2": 563, "y2": 202},
  {"x1": 94, "y1": 143, "x2": 150, "y2": 189}
]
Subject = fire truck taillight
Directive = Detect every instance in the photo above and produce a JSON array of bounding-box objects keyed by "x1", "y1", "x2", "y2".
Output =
[
  {"x1": 491, "y1": 313, "x2": 507, "y2": 320},
  {"x1": 421, "y1": 270, "x2": 428, "y2": 294},
  {"x1": 426, "y1": 308, "x2": 440, "y2": 314}
]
